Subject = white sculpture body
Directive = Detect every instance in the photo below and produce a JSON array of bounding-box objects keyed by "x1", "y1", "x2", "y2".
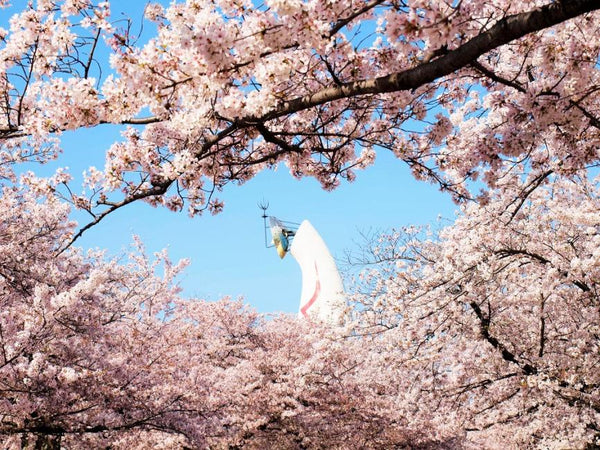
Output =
[{"x1": 289, "y1": 220, "x2": 345, "y2": 324}]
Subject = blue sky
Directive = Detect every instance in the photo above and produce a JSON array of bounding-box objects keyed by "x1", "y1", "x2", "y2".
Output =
[
  {"x1": 5, "y1": 1, "x2": 458, "y2": 313},
  {"x1": 62, "y1": 126, "x2": 457, "y2": 314}
]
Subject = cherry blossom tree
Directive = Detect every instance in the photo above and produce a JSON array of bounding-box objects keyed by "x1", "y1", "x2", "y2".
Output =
[
  {"x1": 0, "y1": 183, "x2": 464, "y2": 449},
  {"x1": 0, "y1": 0, "x2": 597, "y2": 240},
  {"x1": 0, "y1": 183, "x2": 202, "y2": 448},
  {"x1": 7, "y1": 175, "x2": 600, "y2": 448},
  {"x1": 0, "y1": 0, "x2": 600, "y2": 448},
  {"x1": 347, "y1": 173, "x2": 600, "y2": 448}
]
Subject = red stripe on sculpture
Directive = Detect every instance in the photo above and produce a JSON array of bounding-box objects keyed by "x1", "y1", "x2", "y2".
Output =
[{"x1": 300, "y1": 262, "x2": 320, "y2": 318}]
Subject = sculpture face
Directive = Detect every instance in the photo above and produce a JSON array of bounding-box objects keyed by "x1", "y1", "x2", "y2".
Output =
[{"x1": 269, "y1": 216, "x2": 291, "y2": 259}]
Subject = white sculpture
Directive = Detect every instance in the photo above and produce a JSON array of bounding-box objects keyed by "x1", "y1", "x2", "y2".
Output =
[
  {"x1": 290, "y1": 220, "x2": 345, "y2": 324},
  {"x1": 265, "y1": 212, "x2": 345, "y2": 324}
]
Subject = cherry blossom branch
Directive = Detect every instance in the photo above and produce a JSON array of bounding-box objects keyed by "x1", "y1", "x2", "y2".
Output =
[
  {"x1": 470, "y1": 60, "x2": 526, "y2": 93},
  {"x1": 83, "y1": 28, "x2": 101, "y2": 79},
  {"x1": 465, "y1": 403, "x2": 541, "y2": 432},
  {"x1": 505, "y1": 170, "x2": 553, "y2": 222},
  {"x1": 57, "y1": 180, "x2": 173, "y2": 254},
  {"x1": 7, "y1": 0, "x2": 599, "y2": 249},
  {"x1": 97, "y1": 117, "x2": 161, "y2": 126},
  {"x1": 469, "y1": 300, "x2": 538, "y2": 375},
  {"x1": 100, "y1": 0, "x2": 598, "y2": 144},
  {"x1": 471, "y1": 60, "x2": 600, "y2": 131},
  {"x1": 568, "y1": 100, "x2": 600, "y2": 130},
  {"x1": 255, "y1": 0, "x2": 600, "y2": 123},
  {"x1": 538, "y1": 294, "x2": 547, "y2": 358},
  {"x1": 17, "y1": 41, "x2": 38, "y2": 127},
  {"x1": 255, "y1": 123, "x2": 304, "y2": 159},
  {"x1": 495, "y1": 247, "x2": 592, "y2": 293},
  {"x1": 329, "y1": 0, "x2": 388, "y2": 36}
]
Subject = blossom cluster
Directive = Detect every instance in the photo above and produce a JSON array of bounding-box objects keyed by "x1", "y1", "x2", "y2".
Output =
[{"x1": 1, "y1": 1, "x2": 596, "y2": 217}]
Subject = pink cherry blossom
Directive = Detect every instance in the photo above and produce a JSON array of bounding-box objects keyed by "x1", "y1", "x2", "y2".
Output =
[{"x1": 0, "y1": 1, "x2": 598, "y2": 448}]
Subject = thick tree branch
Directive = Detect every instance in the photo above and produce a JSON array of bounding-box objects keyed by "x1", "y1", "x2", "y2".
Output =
[
  {"x1": 469, "y1": 300, "x2": 537, "y2": 375},
  {"x1": 126, "y1": 0, "x2": 591, "y2": 136},
  {"x1": 256, "y1": 0, "x2": 600, "y2": 122}
]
